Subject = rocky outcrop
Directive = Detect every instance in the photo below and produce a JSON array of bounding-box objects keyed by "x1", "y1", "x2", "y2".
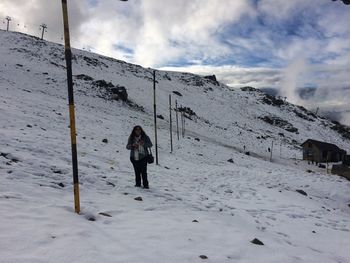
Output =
[{"x1": 259, "y1": 116, "x2": 299, "y2": 133}]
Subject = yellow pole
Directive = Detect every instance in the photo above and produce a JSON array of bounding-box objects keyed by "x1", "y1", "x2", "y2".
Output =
[{"x1": 61, "y1": 0, "x2": 80, "y2": 214}]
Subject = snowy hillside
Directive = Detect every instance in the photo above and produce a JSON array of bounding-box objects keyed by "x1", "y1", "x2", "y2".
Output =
[{"x1": 1, "y1": 29, "x2": 350, "y2": 263}]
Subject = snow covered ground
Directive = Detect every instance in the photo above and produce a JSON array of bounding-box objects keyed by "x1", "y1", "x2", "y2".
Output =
[{"x1": 0, "y1": 30, "x2": 350, "y2": 263}]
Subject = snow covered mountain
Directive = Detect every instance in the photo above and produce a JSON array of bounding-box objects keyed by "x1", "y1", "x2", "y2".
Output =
[{"x1": 1, "y1": 29, "x2": 350, "y2": 263}]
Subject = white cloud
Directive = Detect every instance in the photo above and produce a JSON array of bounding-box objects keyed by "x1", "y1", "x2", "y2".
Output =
[
  {"x1": 0, "y1": 0, "x2": 89, "y2": 44},
  {"x1": 160, "y1": 64, "x2": 283, "y2": 89},
  {"x1": 280, "y1": 57, "x2": 308, "y2": 105},
  {"x1": 1, "y1": 0, "x2": 350, "y2": 124},
  {"x1": 130, "y1": 0, "x2": 256, "y2": 67}
]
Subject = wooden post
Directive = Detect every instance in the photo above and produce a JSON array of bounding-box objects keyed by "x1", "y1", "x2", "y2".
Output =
[
  {"x1": 169, "y1": 94, "x2": 173, "y2": 153},
  {"x1": 175, "y1": 100, "x2": 179, "y2": 140},
  {"x1": 61, "y1": 0, "x2": 80, "y2": 214},
  {"x1": 153, "y1": 70, "x2": 159, "y2": 165}
]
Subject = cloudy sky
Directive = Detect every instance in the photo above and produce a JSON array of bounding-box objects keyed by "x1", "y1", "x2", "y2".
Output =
[{"x1": 1, "y1": 0, "x2": 350, "y2": 123}]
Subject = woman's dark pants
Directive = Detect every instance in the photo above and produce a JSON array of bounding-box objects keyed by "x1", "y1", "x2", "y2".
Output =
[{"x1": 130, "y1": 157, "x2": 148, "y2": 187}]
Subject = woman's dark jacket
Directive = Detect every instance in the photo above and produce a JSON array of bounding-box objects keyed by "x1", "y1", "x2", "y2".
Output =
[{"x1": 126, "y1": 134, "x2": 153, "y2": 160}]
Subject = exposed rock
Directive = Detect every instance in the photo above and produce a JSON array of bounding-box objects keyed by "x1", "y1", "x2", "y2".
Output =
[
  {"x1": 296, "y1": 189, "x2": 308, "y2": 196},
  {"x1": 227, "y1": 158, "x2": 234, "y2": 163},
  {"x1": 106, "y1": 181, "x2": 115, "y2": 187},
  {"x1": 195, "y1": 138, "x2": 200, "y2": 142},
  {"x1": 111, "y1": 86, "x2": 128, "y2": 102},
  {"x1": 203, "y1": 75, "x2": 219, "y2": 86},
  {"x1": 261, "y1": 94, "x2": 285, "y2": 107},
  {"x1": 75, "y1": 74, "x2": 94, "y2": 81},
  {"x1": 204, "y1": 75, "x2": 217, "y2": 82},
  {"x1": 330, "y1": 121, "x2": 350, "y2": 140},
  {"x1": 181, "y1": 75, "x2": 205, "y2": 87},
  {"x1": 83, "y1": 56, "x2": 108, "y2": 68},
  {"x1": 92, "y1": 79, "x2": 114, "y2": 89},
  {"x1": 102, "y1": 139, "x2": 108, "y2": 143},
  {"x1": 241, "y1": 86, "x2": 260, "y2": 92},
  {"x1": 339, "y1": 0, "x2": 350, "y2": 5},
  {"x1": 293, "y1": 109, "x2": 315, "y2": 122},
  {"x1": 250, "y1": 238, "x2": 264, "y2": 245},
  {"x1": 172, "y1": 91, "x2": 183, "y2": 96},
  {"x1": 134, "y1": 196, "x2": 143, "y2": 201},
  {"x1": 178, "y1": 107, "x2": 197, "y2": 119},
  {"x1": 297, "y1": 105, "x2": 317, "y2": 118},
  {"x1": 259, "y1": 116, "x2": 298, "y2": 133},
  {"x1": 99, "y1": 212, "x2": 112, "y2": 217},
  {"x1": 163, "y1": 74, "x2": 172, "y2": 81}
]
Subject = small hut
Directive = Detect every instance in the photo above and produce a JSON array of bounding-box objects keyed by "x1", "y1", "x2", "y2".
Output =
[{"x1": 301, "y1": 139, "x2": 346, "y2": 163}]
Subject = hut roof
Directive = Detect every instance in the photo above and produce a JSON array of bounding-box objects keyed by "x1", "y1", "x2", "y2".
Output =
[{"x1": 301, "y1": 139, "x2": 345, "y2": 152}]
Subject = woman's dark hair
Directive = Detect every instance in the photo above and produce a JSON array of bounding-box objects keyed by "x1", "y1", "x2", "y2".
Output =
[{"x1": 128, "y1": 125, "x2": 146, "y2": 141}]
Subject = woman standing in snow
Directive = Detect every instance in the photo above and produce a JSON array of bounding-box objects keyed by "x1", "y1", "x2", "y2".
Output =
[{"x1": 126, "y1": 125, "x2": 153, "y2": 189}]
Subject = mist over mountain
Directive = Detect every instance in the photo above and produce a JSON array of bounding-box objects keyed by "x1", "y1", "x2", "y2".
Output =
[
  {"x1": 260, "y1": 86, "x2": 350, "y2": 124},
  {"x1": 261, "y1": 87, "x2": 317, "y2": 100}
]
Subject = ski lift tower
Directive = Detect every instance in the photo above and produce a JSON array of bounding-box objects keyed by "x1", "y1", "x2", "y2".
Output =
[{"x1": 5, "y1": 16, "x2": 11, "y2": 31}]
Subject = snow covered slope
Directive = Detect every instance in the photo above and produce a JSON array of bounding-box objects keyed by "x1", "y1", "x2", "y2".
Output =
[{"x1": 1, "y1": 30, "x2": 350, "y2": 263}]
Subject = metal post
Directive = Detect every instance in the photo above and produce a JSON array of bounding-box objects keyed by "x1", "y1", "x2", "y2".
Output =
[
  {"x1": 269, "y1": 140, "x2": 274, "y2": 162},
  {"x1": 180, "y1": 111, "x2": 183, "y2": 138},
  {"x1": 40, "y1": 23, "x2": 47, "y2": 40},
  {"x1": 5, "y1": 16, "x2": 11, "y2": 31},
  {"x1": 169, "y1": 94, "x2": 173, "y2": 153},
  {"x1": 175, "y1": 100, "x2": 179, "y2": 140},
  {"x1": 181, "y1": 110, "x2": 185, "y2": 138},
  {"x1": 280, "y1": 141, "x2": 282, "y2": 158},
  {"x1": 153, "y1": 70, "x2": 159, "y2": 165},
  {"x1": 183, "y1": 113, "x2": 186, "y2": 137},
  {"x1": 61, "y1": 0, "x2": 80, "y2": 214}
]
